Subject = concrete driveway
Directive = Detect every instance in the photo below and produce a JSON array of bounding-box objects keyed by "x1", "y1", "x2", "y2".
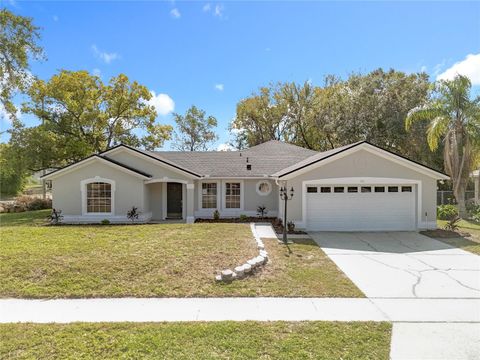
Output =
[
  {"x1": 310, "y1": 231, "x2": 480, "y2": 298},
  {"x1": 311, "y1": 231, "x2": 480, "y2": 359}
]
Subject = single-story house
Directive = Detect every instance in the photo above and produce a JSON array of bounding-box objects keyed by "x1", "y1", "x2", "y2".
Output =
[{"x1": 42, "y1": 140, "x2": 449, "y2": 231}]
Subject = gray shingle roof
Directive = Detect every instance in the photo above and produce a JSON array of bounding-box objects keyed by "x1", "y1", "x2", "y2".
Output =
[{"x1": 148, "y1": 140, "x2": 317, "y2": 177}]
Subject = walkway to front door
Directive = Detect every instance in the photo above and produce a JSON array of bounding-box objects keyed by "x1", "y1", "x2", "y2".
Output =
[{"x1": 166, "y1": 182, "x2": 183, "y2": 219}]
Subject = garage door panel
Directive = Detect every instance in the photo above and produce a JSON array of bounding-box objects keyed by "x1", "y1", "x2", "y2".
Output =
[{"x1": 306, "y1": 185, "x2": 415, "y2": 231}]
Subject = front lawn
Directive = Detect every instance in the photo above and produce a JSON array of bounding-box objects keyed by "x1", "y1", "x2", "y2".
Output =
[
  {"x1": 0, "y1": 321, "x2": 391, "y2": 359},
  {"x1": 0, "y1": 210, "x2": 362, "y2": 298},
  {"x1": 435, "y1": 219, "x2": 480, "y2": 255}
]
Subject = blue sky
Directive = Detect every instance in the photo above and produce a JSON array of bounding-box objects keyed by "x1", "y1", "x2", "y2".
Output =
[{"x1": 1, "y1": 0, "x2": 479, "y2": 149}]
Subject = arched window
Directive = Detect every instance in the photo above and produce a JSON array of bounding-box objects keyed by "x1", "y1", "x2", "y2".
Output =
[
  {"x1": 81, "y1": 177, "x2": 115, "y2": 215},
  {"x1": 86, "y1": 182, "x2": 112, "y2": 213}
]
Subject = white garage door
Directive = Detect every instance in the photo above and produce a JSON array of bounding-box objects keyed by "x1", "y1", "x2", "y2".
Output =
[{"x1": 305, "y1": 184, "x2": 416, "y2": 231}]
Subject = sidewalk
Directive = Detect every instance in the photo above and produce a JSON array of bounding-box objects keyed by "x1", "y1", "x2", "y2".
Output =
[{"x1": 1, "y1": 297, "x2": 479, "y2": 323}]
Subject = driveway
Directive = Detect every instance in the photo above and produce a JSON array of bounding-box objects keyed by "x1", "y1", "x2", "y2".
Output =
[
  {"x1": 310, "y1": 231, "x2": 480, "y2": 298},
  {"x1": 311, "y1": 231, "x2": 480, "y2": 359}
]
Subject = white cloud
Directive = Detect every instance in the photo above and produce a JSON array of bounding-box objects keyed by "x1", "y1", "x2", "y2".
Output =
[
  {"x1": 93, "y1": 68, "x2": 101, "y2": 77},
  {"x1": 217, "y1": 143, "x2": 234, "y2": 151},
  {"x1": 433, "y1": 59, "x2": 446, "y2": 77},
  {"x1": 53, "y1": 15, "x2": 59, "y2": 22},
  {"x1": 214, "y1": 4, "x2": 224, "y2": 17},
  {"x1": 147, "y1": 92, "x2": 175, "y2": 116},
  {"x1": 203, "y1": 3, "x2": 211, "y2": 12},
  {"x1": 214, "y1": 83, "x2": 224, "y2": 91},
  {"x1": 92, "y1": 45, "x2": 119, "y2": 64},
  {"x1": 437, "y1": 53, "x2": 480, "y2": 85},
  {"x1": 420, "y1": 65, "x2": 427, "y2": 73},
  {"x1": 170, "y1": 8, "x2": 181, "y2": 19}
]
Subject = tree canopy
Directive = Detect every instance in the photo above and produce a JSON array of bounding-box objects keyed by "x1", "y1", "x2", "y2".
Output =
[
  {"x1": 406, "y1": 75, "x2": 480, "y2": 216},
  {"x1": 0, "y1": 8, "x2": 43, "y2": 118},
  {"x1": 9, "y1": 70, "x2": 172, "y2": 171},
  {"x1": 230, "y1": 69, "x2": 441, "y2": 169},
  {"x1": 172, "y1": 105, "x2": 218, "y2": 151}
]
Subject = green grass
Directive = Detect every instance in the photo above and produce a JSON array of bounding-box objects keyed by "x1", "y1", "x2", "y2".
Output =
[
  {"x1": 0, "y1": 321, "x2": 391, "y2": 359},
  {"x1": 436, "y1": 219, "x2": 480, "y2": 255},
  {"x1": 0, "y1": 210, "x2": 362, "y2": 298}
]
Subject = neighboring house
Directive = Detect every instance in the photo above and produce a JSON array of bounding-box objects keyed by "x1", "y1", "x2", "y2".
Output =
[
  {"x1": 473, "y1": 170, "x2": 479, "y2": 205},
  {"x1": 42, "y1": 140, "x2": 449, "y2": 231}
]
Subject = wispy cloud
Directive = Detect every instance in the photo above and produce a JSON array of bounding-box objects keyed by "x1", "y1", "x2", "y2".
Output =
[
  {"x1": 214, "y1": 4, "x2": 224, "y2": 17},
  {"x1": 52, "y1": 15, "x2": 59, "y2": 22},
  {"x1": 214, "y1": 83, "x2": 224, "y2": 91},
  {"x1": 93, "y1": 68, "x2": 101, "y2": 77},
  {"x1": 170, "y1": 8, "x2": 181, "y2": 19},
  {"x1": 203, "y1": 3, "x2": 225, "y2": 18},
  {"x1": 92, "y1": 45, "x2": 119, "y2": 64},
  {"x1": 432, "y1": 60, "x2": 446, "y2": 77},
  {"x1": 147, "y1": 91, "x2": 175, "y2": 116},
  {"x1": 217, "y1": 143, "x2": 234, "y2": 151},
  {"x1": 437, "y1": 53, "x2": 480, "y2": 85}
]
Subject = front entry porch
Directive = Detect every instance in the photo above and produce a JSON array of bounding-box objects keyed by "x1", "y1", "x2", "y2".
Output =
[{"x1": 145, "y1": 179, "x2": 195, "y2": 223}]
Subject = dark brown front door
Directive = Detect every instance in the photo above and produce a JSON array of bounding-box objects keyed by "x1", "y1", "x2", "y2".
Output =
[{"x1": 167, "y1": 183, "x2": 183, "y2": 219}]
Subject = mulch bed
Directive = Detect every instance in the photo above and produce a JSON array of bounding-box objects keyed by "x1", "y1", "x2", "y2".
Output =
[
  {"x1": 194, "y1": 217, "x2": 308, "y2": 234},
  {"x1": 421, "y1": 229, "x2": 470, "y2": 238},
  {"x1": 195, "y1": 217, "x2": 277, "y2": 224}
]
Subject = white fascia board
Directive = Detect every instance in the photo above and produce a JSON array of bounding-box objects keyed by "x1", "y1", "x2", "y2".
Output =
[
  {"x1": 278, "y1": 143, "x2": 449, "y2": 181},
  {"x1": 42, "y1": 156, "x2": 150, "y2": 180},
  {"x1": 103, "y1": 146, "x2": 200, "y2": 179}
]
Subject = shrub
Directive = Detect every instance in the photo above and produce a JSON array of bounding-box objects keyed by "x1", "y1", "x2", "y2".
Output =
[
  {"x1": 13, "y1": 195, "x2": 51, "y2": 211},
  {"x1": 101, "y1": 219, "x2": 111, "y2": 225},
  {"x1": 213, "y1": 209, "x2": 220, "y2": 220},
  {"x1": 47, "y1": 208, "x2": 63, "y2": 225},
  {"x1": 468, "y1": 204, "x2": 480, "y2": 222},
  {"x1": 127, "y1": 206, "x2": 140, "y2": 222},
  {"x1": 239, "y1": 214, "x2": 248, "y2": 221},
  {"x1": 257, "y1": 205, "x2": 268, "y2": 218},
  {"x1": 287, "y1": 221, "x2": 295, "y2": 232},
  {"x1": 437, "y1": 204, "x2": 458, "y2": 220},
  {"x1": 26, "y1": 198, "x2": 52, "y2": 211},
  {"x1": 444, "y1": 216, "x2": 461, "y2": 231}
]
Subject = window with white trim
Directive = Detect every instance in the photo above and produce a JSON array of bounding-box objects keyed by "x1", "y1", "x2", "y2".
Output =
[
  {"x1": 86, "y1": 182, "x2": 112, "y2": 213},
  {"x1": 201, "y1": 182, "x2": 217, "y2": 208},
  {"x1": 225, "y1": 182, "x2": 241, "y2": 208}
]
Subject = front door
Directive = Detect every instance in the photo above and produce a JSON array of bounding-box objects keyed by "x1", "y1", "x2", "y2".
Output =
[{"x1": 167, "y1": 182, "x2": 183, "y2": 219}]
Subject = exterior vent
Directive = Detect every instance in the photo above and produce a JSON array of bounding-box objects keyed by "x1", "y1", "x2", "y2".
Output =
[{"x1": 246, "y1": 164, "x2": 252, "y2": 171}]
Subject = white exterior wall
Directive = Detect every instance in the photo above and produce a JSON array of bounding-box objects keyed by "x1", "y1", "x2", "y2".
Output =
[
  {"x1": 194, "y1": 179, "x2": 279, "y2": 218},
  {"x1": 281, "y1": 149, "x2": 438, "y2": 230},
  {"x1": 51, "y1": 161, "x2": 148, "y2": 223}
]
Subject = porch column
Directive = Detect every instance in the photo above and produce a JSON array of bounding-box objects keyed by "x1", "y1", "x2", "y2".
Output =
[{"x1": 186, "y1": 182, "x2": 195, "y2": 223}]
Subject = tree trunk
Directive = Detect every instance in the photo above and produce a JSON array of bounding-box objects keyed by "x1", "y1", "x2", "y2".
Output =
[{"x1": 454, "y1": 182, "x2": 467, "y2": 218}]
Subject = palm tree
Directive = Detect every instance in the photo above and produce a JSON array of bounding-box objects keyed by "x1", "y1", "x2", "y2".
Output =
[{"x1": 406, "y1": 75, "x2": 480, "y2": 217}]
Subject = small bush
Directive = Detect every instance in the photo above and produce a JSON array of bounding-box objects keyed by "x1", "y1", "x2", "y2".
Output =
[
  {"x1": 287, "y1": 221, "x2": 295, "y2": 232},
  {"x1": 239, "y1": 214, "x2": 248, "y2": 221},
  {"x1": 213, "y1": 209, "x2": 220, "y2": 220},
  {"x1": 468, "y1": 204, "x2": 480, "y2": 222},
  {"x1": 127, "y1": 206, "x2": 140, "y2": 222},
  {"x1": 47, "y1": 208, "x2": 63, "y2": 225},
  {"x1": 257, "y1": 205, "x2": 268, "y2": 218},
  {"x1": 437, "y1": 204, "x2": 458, "y2": 220},
  {"x1": 12, "y1": 195, "x2": 51, "y2": 212},
  {"x1": 444, "y1": 216, "x2": 461, "y2": 231},
  {"x1": 26, "y1": 198, "x2": 52, "y2": 211},
  {"x1": 101, "y1": 219, "x2": 111, "y2": 225}
]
